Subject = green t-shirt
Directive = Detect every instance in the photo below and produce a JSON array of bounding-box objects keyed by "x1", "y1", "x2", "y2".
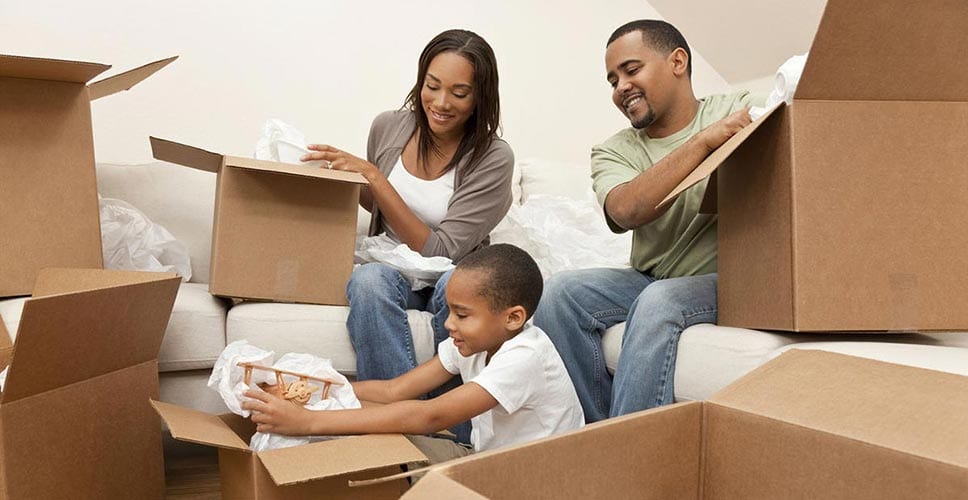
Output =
[{"x1": 591, "y1": 91, "x2": 763, "y2": 279}]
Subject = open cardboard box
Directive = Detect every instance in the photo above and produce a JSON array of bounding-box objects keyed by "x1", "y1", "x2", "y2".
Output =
[
  {"x1": 400, "y1": 349, "x2": 968, "y2": 499},
  {"x1": 0, "y1": 268, "x2": 180, "y2": 499},
  {"x1": 152, "y1": 400, "x2": 428, "y2": 499},
  {"x1": 150, "y1": 137, "x2": 368, "y2": 306},
  {"x1": 0, "y1": 54, "x2": 176, "y2": 298},
  {"x1": 660, "y1": 0, "x2": 968, "y2": 331}
]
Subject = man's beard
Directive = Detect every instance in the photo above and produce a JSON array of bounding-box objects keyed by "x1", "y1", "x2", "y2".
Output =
[{"x1": 630, "y1": 106, "x2": 655, "y2": 130}]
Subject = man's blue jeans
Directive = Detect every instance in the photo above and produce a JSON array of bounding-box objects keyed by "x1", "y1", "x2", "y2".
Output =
[
  {"x1": 345, "y1": 263, "x2": 469, "y2": 442},
  {"x1": 533, "y1": 268, "x2": 717, "y2": 423}
]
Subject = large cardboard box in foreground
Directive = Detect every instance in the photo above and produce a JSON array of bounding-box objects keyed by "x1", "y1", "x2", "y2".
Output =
[
  {"x1": 0, "y1": 268, "x2": 180, "y2": 499},
  {"x1": 663, "y1": 0, "x2": 968, "y2": 331},
  {"x1": 0, "y1": 54, "x2": 176, "y2": 297},
  {"x1": 150, "y1": 137, "x2": 367, "y2": 306},
  {"x1": 403, "y1": 350, "x2": 968, "y2": 499},
  {"x1": 153, "y1": 400, "x2": 428, "y2": 499}
]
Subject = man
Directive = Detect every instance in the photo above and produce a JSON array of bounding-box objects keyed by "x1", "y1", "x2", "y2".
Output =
[{"x1": 533, "y1": 20, "x2": 762, "y2": 422}]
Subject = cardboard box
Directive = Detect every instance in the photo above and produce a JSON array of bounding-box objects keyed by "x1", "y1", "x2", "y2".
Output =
[
  {"x1": 0, "y1": 317, "x2": 11, "y2": 373},
  {"x1": 0, "y1": 268, "x2": 180, "y2": 499},
  {"x1": 0, "y1": 54, "x2": 176, "y2": 297},
  {"x1": 150, "y1": 137, "x2": 368, "y2": 306},
  {"x1": 662, "y1": 0, "x2": 968, "y2": 331},
  {"x1": 401, "y1": 350, "x2": 968, "y2": 499},
  {"x1": 152, "y1": 400, "x2": 428, "y2": 499}
]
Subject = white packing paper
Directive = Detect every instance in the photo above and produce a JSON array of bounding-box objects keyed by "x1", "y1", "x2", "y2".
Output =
[
  {"x1": 254, "y1": 118, "x2": 327, "y2": 168},
  {"x1": 355, "y1": 234, "x2": 455, "y2": 290}
]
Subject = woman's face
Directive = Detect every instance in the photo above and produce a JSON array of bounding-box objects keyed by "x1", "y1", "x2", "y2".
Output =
[{"x1": 420, "y1": 51, "x2": 476, "y2": 140}]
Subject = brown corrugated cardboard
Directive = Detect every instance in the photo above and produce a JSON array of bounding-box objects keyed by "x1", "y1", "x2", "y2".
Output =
[
  {"x1": 0, "y1": 54, "x2": 176, "y2": 298},
  {"x1": 0, "y1": 316, "x2": 11, "y2": 370},
  {"x1": 0, "y1": 268, "x2": 180, "y2": 500},
  {"x1": 661, "y1": 0, "x2": 968, "y2": 331},
  {"x1": 401, "y1": 350, "x2": 968, "y2": 499},
  {"x1": 150, "y1": 137, "x2": 368, "y2": 306},
  {"x1": 152, "y1": 400, "x2": 427, "y2": 499}
]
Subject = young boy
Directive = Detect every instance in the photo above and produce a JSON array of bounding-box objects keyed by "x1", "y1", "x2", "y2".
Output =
[{"x1": 242, "y1": 244, "x2": 584, "y2": 460}]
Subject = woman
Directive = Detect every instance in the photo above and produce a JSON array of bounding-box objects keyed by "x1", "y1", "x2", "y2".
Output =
[{"x1": 302, "y1": 29, "x2": 513, "y2": 393}]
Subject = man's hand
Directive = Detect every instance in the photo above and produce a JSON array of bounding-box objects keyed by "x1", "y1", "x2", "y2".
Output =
[
  {"x1": 698, "y1": 108, "x2": 752, "y2": 153},
  {"x1": 302, "y1": 144, "x2": 379, "y2": 181},
  {"x1": 242, "y1": 388, "x2": 315, "y2": 436}
]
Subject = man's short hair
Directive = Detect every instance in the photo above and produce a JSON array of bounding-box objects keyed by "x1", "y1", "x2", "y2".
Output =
[
  {"x1": 456, "y1": 244, "x2": 543, "y2": 320},
  {"x1": 607, "y1": 19, "x2": 692, "y2": 77}
]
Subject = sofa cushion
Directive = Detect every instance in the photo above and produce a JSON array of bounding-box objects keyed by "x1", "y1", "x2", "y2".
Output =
[
  {"x1": 0, "y1": 283, "x2": 227, "y2": 373},
  {"x1": 226, "y1": 303, "x2": 436, "y2": 376},
  {"x1": 603, "y1": 322, "x2": 968, "y2": 402},
  {"x1": 602, "y1": 323, "x2": 808, "y2": 402},
  {"x1": 774, "y1": 337, "x2": 968, "y2": 376},
  {"x1": 96, "y1": 162, "x2": 216, "y2": 284},
  {"x1": 159, "y1": 283, "x2": 230, "y2": 372}
]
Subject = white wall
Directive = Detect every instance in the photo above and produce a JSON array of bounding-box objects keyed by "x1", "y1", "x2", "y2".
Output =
[{"x1": 0, "y1": 0, "x2": 731, "y2": 166}]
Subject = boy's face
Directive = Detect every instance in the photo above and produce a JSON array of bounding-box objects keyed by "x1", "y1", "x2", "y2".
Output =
[{"x1": 444, "y1": 269, "x2": 516, "y2": 359}]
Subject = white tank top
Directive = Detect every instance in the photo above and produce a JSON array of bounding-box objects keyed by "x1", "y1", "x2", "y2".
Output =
[{"x1": 385, "y1": 156, "x2": 456, "y2": 240}]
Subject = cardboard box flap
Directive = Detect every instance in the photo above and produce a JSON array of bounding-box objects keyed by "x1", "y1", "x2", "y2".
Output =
[
  {"x1": 710, "y1": 349, "x2": 968, "y2": 468},
  {"x1": 224, "y1": 156, "x2": 369, "y2": 184},
  {"x1": 400, "y1": 470, "x2": 488, "y2": 499},
  {"x1": 31, "y1": 268, "x2": 177, "y2": 297},
  {"x1": 88, "y1": 56, "x2": 177, "y2": 101},
  {"x1": 259, "y1": 434, "x2": 426, "y2": 486},
  {"x1": 0, "y1": 316, "x2": 11, "y2": 371},
  {"x1": 0, "y1": 271, "x2": 179, "y2": 403},
  {"x1": 0, "y1": 53, "x2": 109, "y2": 83},
  {"x1": 150, "y1": 136, "x2": 224, "y2": 173},
  {"x1": 151, "y1": 400, "x2": 251, "y2": 451},
  {"x1": 796, "y1": 0, "x2": 968, "y2": 102},
  {"x1": 0, "y1": 314, "x2": 9, "y2": 348},
  {"x1": 658, "y1": 102, "x2": 783, "y2": 209}
]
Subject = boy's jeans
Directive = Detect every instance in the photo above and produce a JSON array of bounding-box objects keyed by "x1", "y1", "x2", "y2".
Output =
[{"x1": 533, "y1": 268, "x2": 717, "y2": 423}]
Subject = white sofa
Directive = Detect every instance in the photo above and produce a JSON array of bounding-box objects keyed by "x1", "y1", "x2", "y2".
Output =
[{"x1": 2, "y1": 159, "x2": 967, "y2": 415}]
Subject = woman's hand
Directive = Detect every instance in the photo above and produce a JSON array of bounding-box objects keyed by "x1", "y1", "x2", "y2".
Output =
[
  {"x1": 242, "y1": 388, "x2": 315, "y2": 435},
  {"x1": 302, "y1": 144, "x2": 379, "y2": 181}
]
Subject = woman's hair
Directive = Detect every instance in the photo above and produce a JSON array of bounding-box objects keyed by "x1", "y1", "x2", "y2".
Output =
[{"x1": 404, "y1": 29, "x2": 501, "y2": 171}]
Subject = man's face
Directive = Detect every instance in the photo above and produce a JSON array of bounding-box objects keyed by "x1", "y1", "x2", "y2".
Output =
[{"x1": 605, "y1": 32, "x2": 673, "y2": 130}]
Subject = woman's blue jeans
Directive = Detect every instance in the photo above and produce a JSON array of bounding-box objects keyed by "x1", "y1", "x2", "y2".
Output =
[{"x1": 345, "y1": 263, "x2": 469, "y2": 442}]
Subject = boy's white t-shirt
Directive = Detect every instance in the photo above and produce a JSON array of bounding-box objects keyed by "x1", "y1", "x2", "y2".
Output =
[{"x1": 437, "y1": 323, "x2": 585, "y2": 452}]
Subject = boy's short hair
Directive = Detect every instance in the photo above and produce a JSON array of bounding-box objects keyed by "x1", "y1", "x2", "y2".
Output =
[{"x1": 455, "y1": 244, "x2": 543, "y2": 320}]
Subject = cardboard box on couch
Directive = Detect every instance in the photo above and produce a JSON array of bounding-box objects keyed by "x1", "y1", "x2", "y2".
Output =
[
  {"x1": 0, "y1": 54, "x2": 176, "y2": 298},
  {"x1": 152, "y1": 400, "x2": 428, "y2": 499},
  {"x1": 401, "y1": 349, "x2": 968, "y2": 499},
  {"x1": 661, "y1": 0, "x2": 968, "y2": 331},
  {"x1": 0, "y1": 268, "x2": 180, "y2": 500},
  {"x1": 150, "y1": 137, "x2": 368, "y2": 306}
]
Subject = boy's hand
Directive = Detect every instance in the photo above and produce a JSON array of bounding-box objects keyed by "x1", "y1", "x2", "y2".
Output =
[{"x1": 242, "y1": 388, "x2": 314, "y2": 435}]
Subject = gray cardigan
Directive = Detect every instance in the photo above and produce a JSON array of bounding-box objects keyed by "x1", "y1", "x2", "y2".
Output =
[{"x1": 365, "y1": 109, "x2": 514, "y2": 262}]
